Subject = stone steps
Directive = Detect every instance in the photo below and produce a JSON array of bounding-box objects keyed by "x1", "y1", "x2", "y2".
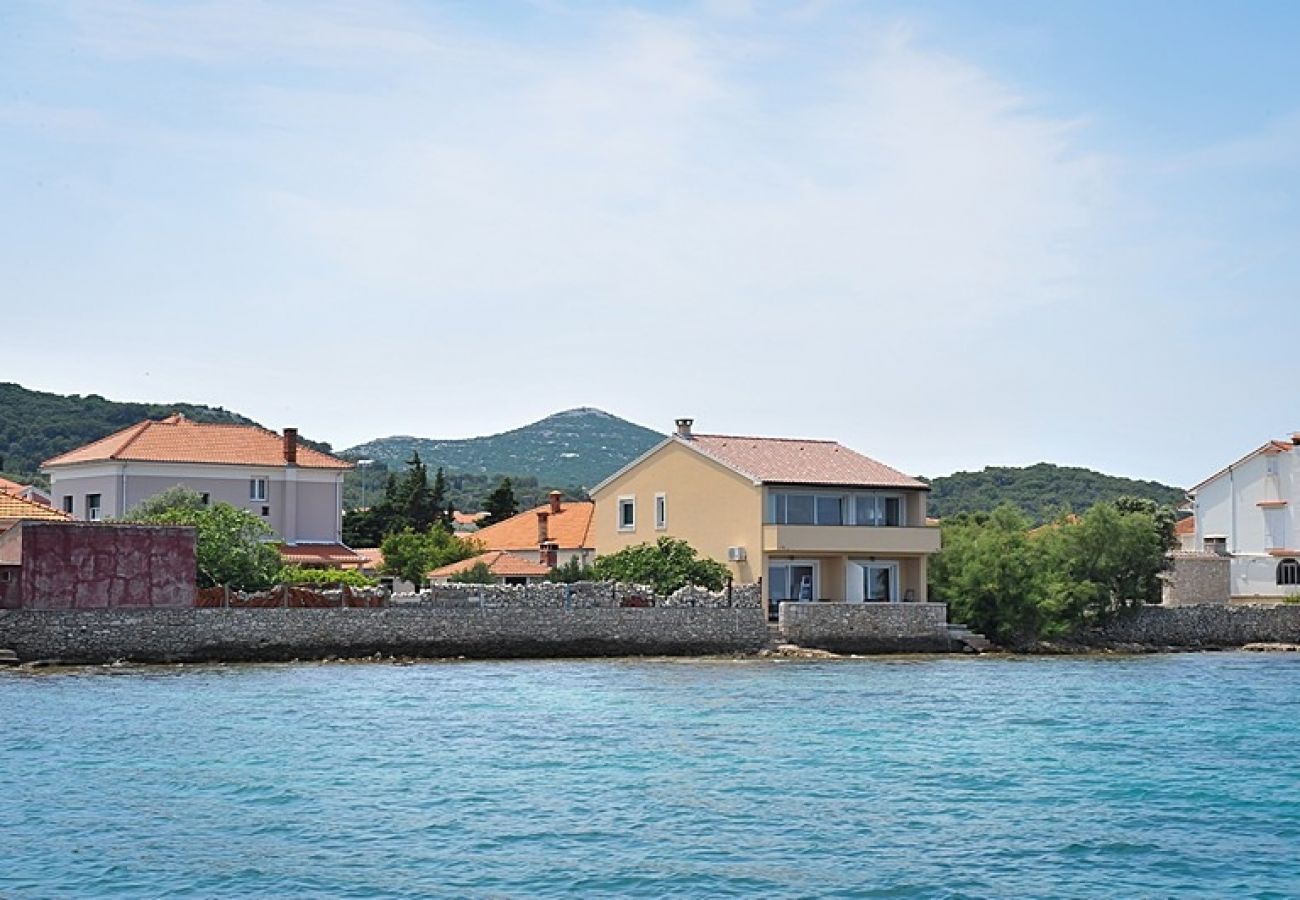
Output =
[{"x1": 947, "y1": 624, "x2": 993, "y2": 653}]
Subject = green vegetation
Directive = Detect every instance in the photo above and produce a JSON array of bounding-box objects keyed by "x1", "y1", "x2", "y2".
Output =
[
  {"x1": 118, "y1": 488, "x2": 282, "y2": 591},
  {"x1": 280, "y1": 566, "x2": 378, "y2": 588},
  {"x1": 343, "y1": 407, "x2": 661, "y2": 495},
  {"x1": 591, "y1": 537, "x2": 731, "y2": 594},
  {"x1": 925, "y1": 463, "x2": 1184, "y2": 525},
  {"x1": 547, "y1": 557, "x2": 594, "y2": 584},
  {"x1": 930, "y1": 499, "x2": 1175, "y2": 646},
  {"x1": 481, "y1": 477, "x2": 519, "y2": 526},
  {"x1": 342, "y1": 453, "x2": 454, "y2": 545},
  {"x1": 379, "y1": 523, "x2": 482, "y2": 589},
  {"x1": 0, "y1": 381, "x2": 338, "y2": 484},
  {"x1": 448, "y1": 561, "x2": 496, "y2": 584}
]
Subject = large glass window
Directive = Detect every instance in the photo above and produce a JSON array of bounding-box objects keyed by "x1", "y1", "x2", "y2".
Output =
[
  {"x1": 768, "y1": 561, "x2": 818, "y2": 616},
  {"x1": 771, "y1": 491, "x2": 908, "y2": 526}
]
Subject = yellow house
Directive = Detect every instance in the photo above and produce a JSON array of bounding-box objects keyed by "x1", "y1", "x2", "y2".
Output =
[{"x1": 591, "y1": 419, "x2": 940, "y2": 618}]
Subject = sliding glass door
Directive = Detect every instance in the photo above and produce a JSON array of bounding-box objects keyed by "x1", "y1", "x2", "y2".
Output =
[
  {"x1": 767, "y1": 560, "x2": 819, "y2": 617},
  {"x1": 847, "y1": 560, "x2": 899, "y2": 603}
]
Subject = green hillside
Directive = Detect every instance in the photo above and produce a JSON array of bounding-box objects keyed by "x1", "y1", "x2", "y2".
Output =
[
  {"x1": 0, "y1": 382, "x2": 260, "y2": 483},
  {"x1": 924, "y1": 462, "x2": 1185, "y2": 523},
  {"x1": 343, "y1": 408, "x2": 662, "y2": 493}
]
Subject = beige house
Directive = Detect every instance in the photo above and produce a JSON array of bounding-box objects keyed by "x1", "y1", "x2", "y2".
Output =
[{"x1": 591, "y1": 419, "x2": 940, "y2": 617}]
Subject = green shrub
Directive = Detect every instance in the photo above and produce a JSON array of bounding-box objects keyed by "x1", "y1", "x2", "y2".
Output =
[
  {"x1": 280, "y1": 566, "x2": 378, "y2": 588},
  {"x1": 448, "y1": 561, "x2": 495, "y2": 584},
  {"x1": 591, "y1": 537, "x2": 730, "y2": 594}
]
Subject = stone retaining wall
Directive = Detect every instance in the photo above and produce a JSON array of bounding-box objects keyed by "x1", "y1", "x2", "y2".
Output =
[
  {"x1": 1093, "y1": 604, "x2": 1300, "y2": 648},
  {"x1": 778, "y1": 602, "x2": 953, "y2": 653},
  {"x1": 398, "y1": 581, "x2": 761, "y2": 609},
  {"x1": 0, "y1": 607, "x2": 771, "y2": 664}
]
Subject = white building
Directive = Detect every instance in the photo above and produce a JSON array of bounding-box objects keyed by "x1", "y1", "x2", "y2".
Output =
[{"x1": 1189, "y1": 433, "x2": 1300, "y2": 599}]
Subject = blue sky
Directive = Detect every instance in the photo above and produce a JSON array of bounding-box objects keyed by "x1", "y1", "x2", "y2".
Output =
[{"x1": 3, "y1": 0, "x2": 1298, "y2": 487}]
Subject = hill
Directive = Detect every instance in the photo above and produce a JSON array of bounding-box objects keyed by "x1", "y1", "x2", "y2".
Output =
[
  {"x1": 344, "y1": 408, "x2": 662, "y2": 493},
  {"x1": 924, "y1": 463, "x2": 1185, "y2": 523},
  {"x1": 0, "y1": 382, "x2": 261, "y2": 483}
]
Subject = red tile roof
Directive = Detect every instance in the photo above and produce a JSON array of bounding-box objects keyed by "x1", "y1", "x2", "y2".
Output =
[
  {"x1": 430, "y1": 550, "x2": 551, "y2": 579},
  {"x1": 43, "y1": 414, "x2": 351, "y2": 470},
  {"x1": 466, "y1": 501, "x2": 595, "y2": 551},
  {"x1": 0, "y1": 477, "x2": 27, "y2": 495},
  {"x1": 682, "y1": 434, "x2": 928, "y2": 489},
  {"x1": 0, "y1": 493, "x2": 73, "y2": 530},
  {"x1": 279, "y1": 543, "x2": 365, "y2": 567},
  {"x1": 353, "y1": 547, "x2": 384, "y2": 571},
  {"x1": 1174, "y1": 515, "x2": 1195, "y2": 536}
]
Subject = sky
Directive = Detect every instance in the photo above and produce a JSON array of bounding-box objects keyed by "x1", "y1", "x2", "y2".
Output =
[{"x1": 3, "y1": 0, "x2": 1298, "y2": 487}]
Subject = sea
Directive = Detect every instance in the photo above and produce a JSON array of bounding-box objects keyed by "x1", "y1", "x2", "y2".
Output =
[{"x1": 3, "y1": 653, "x2": 1299, "y2": 898}]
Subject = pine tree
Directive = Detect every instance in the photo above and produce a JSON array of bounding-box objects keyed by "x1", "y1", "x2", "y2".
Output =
[
  {"x1": 400, "y1": 453, "x2": 438, "y2": 532},
  {"x1": 482, "y1": 477, "x2": 519, "y2": 526}
]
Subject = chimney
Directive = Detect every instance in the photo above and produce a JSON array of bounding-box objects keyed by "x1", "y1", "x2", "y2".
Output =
[
  {"x1": 283, "y1": 427, "x2": 299, "y2": 465},
  {"x1": 541, "y1": 541, "x2": 559, "y2": 569},
  {"x1": 549, "y1": 490, "x2": 563, "y2": 514},
  {"x1": 536, "y1": 510, "x2": 550, "y2": 545},
  {"x1": 675, "y1": 418, "x2": 694, "y2": 439}
]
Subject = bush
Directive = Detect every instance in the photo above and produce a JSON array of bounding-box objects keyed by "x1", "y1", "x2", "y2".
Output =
[
  {"x1": 591, "y1": 537, "x2": 730, "y2": 594},
  {"x1": 547, "y1": 557, "x2": 593, "y2": 584},
  {"x1": 280, "y1": 566, "x2": 378, "y2": 588},
  {"x1": 448, "y1": 561, "x2": 495, "y2": 584}
]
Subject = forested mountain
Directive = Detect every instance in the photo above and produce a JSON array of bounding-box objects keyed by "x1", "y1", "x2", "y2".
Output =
[
  {"x1": 924, "y1": 463, "x2": 1184, "y2": 523},
  {"x1": 344, "y1": 408, "x2": 662, "y2": 493},
  {"x1": 0, "y1": 382, "x2": 259, "y2": 483}
]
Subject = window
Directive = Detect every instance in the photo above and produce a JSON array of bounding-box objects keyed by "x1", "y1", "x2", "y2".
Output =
[
  {"x1": 654, "y1": 493, "x2": 667, "y2": 530},
  {"x1": 62, "y1": 496, "x2": 74, "y2": 514},
  {"x1": 86, "y1": 493, "x2": 102, "y2": 522},
  {"x1": 250, "y1": 478, "x2": 268, "y2": 502},
  {"x1": 618, "y1": 496, "x2": 636, "y2": 531},
  {"x1": 1204, "y1": 537, "x2": 1228, "y2": 556},
  {"x1": 770, "y1": 491, "x2": 906, "y2": 526},
  {"x1": 1278, "y1": 559, "x2": 1300, "y2": 587}
]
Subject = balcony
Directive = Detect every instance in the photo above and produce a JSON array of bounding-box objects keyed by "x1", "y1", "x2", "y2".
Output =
[{"x1": 762, "y1": 524, "x2": 941, "y2": 556}]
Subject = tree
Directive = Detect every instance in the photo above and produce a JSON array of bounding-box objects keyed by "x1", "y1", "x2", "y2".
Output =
[
  {"x1": 119, "y1": 488, "x2": 282, "y2": 591},
  {"x1": 448, "y1": 561, "x2": 495, "y2": 584},
  {"x1": 481, "y1": 478, "x2": 518, "y2": 526},
  {"x1": 379, "y1": 522, "x2": 483, "y2": 588},
  {"x1": 591, "y1": 537, "x2": 730, "y2": 594}
]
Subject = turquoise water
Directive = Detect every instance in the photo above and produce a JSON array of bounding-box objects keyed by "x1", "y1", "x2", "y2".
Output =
[{"x1": 3, "y1": 654, "x2": 1299, "y2": 898}]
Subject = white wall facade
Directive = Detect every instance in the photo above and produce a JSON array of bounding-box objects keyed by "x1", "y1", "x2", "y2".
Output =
[
  {"x1": 46, "y1": 461, "x2": 346, "y2": 545},
  {"x1": 1192, "y1": 441, "x2": 1300, "y2": 598}
]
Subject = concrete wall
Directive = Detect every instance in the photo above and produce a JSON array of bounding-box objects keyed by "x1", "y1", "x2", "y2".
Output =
[
  {"x1": 1095, "y1": 604, "x2": 1300, "y2": 648},
  {"x1": 778, "y1": 601, "x2": 952, "y2": 653},
  {"x1": 0, "y1": 522, "x2": 196, "y2": 610},
  {"x1": 0, "y1": 607, "x2": 771, "y2": 664}
]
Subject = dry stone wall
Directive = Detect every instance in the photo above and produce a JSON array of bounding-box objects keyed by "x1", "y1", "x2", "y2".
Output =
[
  {"x1": 397, "y1": 581, "x2": 761, "y2": 610},
  {"x1": 0, "y1": 607, "x2": 770, "y2": 665},
  {"x1": 778, "y1": 602, "x2": 953, "y2": 653},
  {"x1": 1093, "y1": 604, "x2": 1300, "y2": 648}
]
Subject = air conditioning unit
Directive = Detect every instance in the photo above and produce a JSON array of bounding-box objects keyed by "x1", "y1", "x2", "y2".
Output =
[{"x1": 727, "y1": 546, "x2": 747, "y2": 562}]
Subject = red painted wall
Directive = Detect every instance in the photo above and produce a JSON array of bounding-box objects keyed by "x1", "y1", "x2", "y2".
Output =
[{"x1": 12, "y1": 523, "x2": 197, "y2": 609}]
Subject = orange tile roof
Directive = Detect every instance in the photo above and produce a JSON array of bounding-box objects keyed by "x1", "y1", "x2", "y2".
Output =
[
  {"x1": 278, "y1": 543, "x2": 365, "y2": 566},
  {"x1": 453, "y1": 510, "x2": 489, "y2": 526},
  {"x1": 430, "y1": 550, "x2": 551, "y2": 579},
  {"x1": 43, "y1": 414, "x2": 351, "y2": 470},
  {"x1": 466, "y1": 501, "x2": 595, "y2": 551},
  {"x1": 682, "y1": 434, "x2": 928, "y2": 489},
  {"x1": 353, "y1": 547, "x2": 384, "y2": 571},
  {"x1": 0, "y1": 493, "x2": 73, "y2": 525},
  {"x1": 0, "y1": 476, "x2": 27, "y2": 495},
  {"x1": 1174, "y1": 515, "x2": 1195, "y2": 536}
]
